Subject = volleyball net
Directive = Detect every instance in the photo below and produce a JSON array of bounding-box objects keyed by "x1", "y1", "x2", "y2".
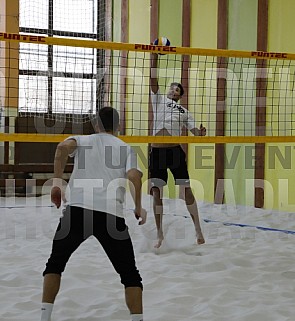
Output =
[{"x1": 1, "y1": 31, "x2": 295, "y2": 143}]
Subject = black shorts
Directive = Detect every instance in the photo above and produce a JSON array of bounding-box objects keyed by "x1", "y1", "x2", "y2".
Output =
[
  {"x1": 43, "y1": 206, "x2": 142, "y2": 289},
  {"x1": 149, "y1": 145, "x2": 190, "y2": 187}
]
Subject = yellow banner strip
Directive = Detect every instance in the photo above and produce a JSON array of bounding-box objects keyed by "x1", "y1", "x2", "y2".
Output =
[
  {"x1": 1, "y1": 133, "x2": 295, "y2": 144},
  {"x1": 1, "y1": 31, "x2": 295, "y2": 60}
]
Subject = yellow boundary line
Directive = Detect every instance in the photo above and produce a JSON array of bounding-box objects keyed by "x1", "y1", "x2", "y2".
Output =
[
  {"x1": 1, "y1": 133, "x2": 295, "y2": 144},
  {"x1": 1, "y1": 31, "x2": 295, "y2": 60}
]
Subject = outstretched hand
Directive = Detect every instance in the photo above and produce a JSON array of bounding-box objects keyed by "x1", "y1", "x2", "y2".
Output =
[
  {"x1": 199, "y1": 124, "x2": 207, "y2": 136},
  {"x1": 134, "y1": 207, "x2": 147, "y2": 225}
]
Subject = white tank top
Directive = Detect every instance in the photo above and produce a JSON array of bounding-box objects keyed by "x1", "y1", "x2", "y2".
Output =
[{"x1": 64, "y1": 133, "x2": 141, "y2": 217}]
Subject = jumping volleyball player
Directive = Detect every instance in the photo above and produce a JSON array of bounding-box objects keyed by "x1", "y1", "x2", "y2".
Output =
[
  {"x1": 149, "y1": 49, "x2": 206, "y2": 248},
  {"x1": 40, "y1": 107, "x2": 146, "y2": 321}
]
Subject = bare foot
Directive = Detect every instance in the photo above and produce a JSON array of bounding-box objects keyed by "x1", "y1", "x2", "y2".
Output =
[
  {"x1": 154, "y1": 232, "x2": 164, "y2": 248},
  {"x1": 196, "y1": 238, "x2": 205, "y2": 245},
  {"x1": 196, "y1": 232, "x2": 205, "y2": 245}
]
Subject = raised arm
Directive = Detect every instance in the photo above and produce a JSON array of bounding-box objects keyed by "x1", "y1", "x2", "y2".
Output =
[
  {"x1": 150, "y1": 53, "x2": 159, "y2": 94},
  {"x1": 51, "y1": 139, "x2": 77, "y2": 208},
  {"x1": 127, "y1": 168, "x2": 147, "y2": 225}
]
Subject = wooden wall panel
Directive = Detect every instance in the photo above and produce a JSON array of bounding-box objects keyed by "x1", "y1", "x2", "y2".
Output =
[
  {"x1": 214, "y1": 0, "x2": 228, "y2": 204},
  {"x1": 255, "y1": 0, "x2": 268, "y2": 208}
]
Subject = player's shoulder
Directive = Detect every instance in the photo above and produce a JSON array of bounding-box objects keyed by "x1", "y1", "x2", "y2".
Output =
[
  {"x1": 99, "y1": 133, "x2": 130, "y2": 148},
  {"x1": 112, "y1": 135, "x2": 128, "y2": 146},
  {"x1": 76, "y1": 133, "x2": 96, "y2": 143}
]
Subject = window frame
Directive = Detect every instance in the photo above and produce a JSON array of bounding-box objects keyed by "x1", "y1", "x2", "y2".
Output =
[{"x1": 19, "y1": 0, "x2": 107, "y2": 115}]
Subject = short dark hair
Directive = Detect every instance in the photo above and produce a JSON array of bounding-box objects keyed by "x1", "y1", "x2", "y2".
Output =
[
  {"x1": 170, "y1": 82, "x2": 184, "y2": 96},
  {"x1": 97, "y1": 107, "x2": 119, "y2": 132}
]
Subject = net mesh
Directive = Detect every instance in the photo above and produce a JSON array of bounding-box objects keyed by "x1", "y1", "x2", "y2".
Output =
[
  {"x1": 19, "y1": 0, "x2": 105, "y2": 36},
  {"x1": 1, "y1": 5, "x2": 295, "y2": 142}
]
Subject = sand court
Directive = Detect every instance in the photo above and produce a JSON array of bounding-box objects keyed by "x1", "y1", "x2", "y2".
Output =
[{"x1": 1, "y1": 194, "x2": 294, "y2": 321}]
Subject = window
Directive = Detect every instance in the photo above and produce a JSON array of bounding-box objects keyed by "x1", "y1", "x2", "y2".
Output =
[{"x1": 19, "y1": 0, "x2": 107, "y2": 116}]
